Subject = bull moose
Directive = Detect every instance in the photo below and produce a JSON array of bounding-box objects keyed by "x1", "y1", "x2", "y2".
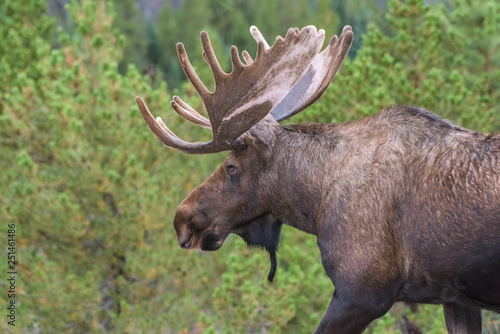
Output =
[{"x1": 136, "y1": 25, "x2": 500, "y2": 333}]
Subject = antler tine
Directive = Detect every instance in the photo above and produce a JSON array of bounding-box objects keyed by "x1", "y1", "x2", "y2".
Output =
[
  {"x1": 249, "y1": 26, "x2": 270, "y2": 50},
  {"x1": 241, "y1": 50, "x2": 253, "y2": 65},
  {"x1": 284, "y1": 27, "x2": 298, "y2": 43},
  {"x1": 330, "y1": 25, "x2": 353, "y2": 73},
  {"x1": 137, "y1": 97, "x2": 180, "y2": 145},
  {"x1": 136, "y1": 97, "x2": 225, "y2": 154},
  {"x1": 176, "y1": 43, "x2": 210, "y2": 100},
  {"x1": 230, "y1": 45, "x2": 245, "y2": 72},
  {"x1": 200, "y1": 31, "x2": 226, "y2": 85},
  {"x1": 250, "y1": 26, "x2": 271, "y2": 60},
  {"x1": 171, "y1": 96, "x2": 212, "y2": 130}
]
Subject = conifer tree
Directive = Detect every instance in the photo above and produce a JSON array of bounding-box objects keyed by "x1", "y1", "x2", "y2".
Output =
[
  {"x1": 0, "y1": 0, "x2": 54, "y2": 94},
  {"x1": 109, "y1": 0, "x2": 148, "y2": 73}
]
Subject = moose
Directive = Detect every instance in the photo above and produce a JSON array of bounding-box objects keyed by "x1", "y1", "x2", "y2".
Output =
[{"x1": 136, "y1": 25, "x2": 500, "y2": 333}]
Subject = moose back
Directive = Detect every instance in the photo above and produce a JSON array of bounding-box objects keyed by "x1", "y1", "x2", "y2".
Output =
[{"x1": 136, "y1": 25, "x2": 500, "y2": 333}]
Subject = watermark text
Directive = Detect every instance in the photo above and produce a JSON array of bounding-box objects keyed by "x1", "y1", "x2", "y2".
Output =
[{"x1": 6, "y1": 223, "x2": 16, "y2": 327}]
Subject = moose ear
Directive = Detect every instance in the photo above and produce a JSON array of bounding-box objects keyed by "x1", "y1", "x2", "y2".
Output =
[
  {"x1": 235, "y1": 213, "x2": 282, "y2": 282},
  {"x1": 244, "y1": 114, "x2": 279, "y2": 153}
]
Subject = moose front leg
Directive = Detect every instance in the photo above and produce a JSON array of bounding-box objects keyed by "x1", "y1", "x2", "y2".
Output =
[
  {"x1": 314, "y1": 290, "x2": 393, "y2": 334},
  {"x1": 443, "y1": 303, "x2": 482, "y2": 334},
  {"x1": 315, "y1": 230, "x2": 401, "y2": 333}
]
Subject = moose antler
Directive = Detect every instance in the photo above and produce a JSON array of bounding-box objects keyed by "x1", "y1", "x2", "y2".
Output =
[
  {"x1": 269, "y1": 25, "x2": 353, "y2": 121},
  {"x1": 137, "y1": 25, "x2": 353, "y2": 154}
]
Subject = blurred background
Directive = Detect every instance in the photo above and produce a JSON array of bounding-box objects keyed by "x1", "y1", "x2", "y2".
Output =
[{"x1": 0, "y1": 0, "x2": 499, "y2": 333}]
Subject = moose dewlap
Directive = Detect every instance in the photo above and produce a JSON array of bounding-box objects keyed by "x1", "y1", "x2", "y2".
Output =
[{"x1": 136, "y1": 25, "x2": 500, "y2": 334}]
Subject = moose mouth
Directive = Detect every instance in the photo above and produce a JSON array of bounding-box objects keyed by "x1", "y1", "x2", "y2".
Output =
[{"x1": 179, "y1": 228, "x2": 224, "y2": 251}]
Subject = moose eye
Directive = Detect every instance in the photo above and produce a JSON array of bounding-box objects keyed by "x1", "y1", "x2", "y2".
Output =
[{"x1": 226, "y1": 165, "x2": 237, "y2": 175}]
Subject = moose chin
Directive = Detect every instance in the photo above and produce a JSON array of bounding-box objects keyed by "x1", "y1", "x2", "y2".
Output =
[{"x1": 136, "y1": 24, "x2": 500, "y2": 334}]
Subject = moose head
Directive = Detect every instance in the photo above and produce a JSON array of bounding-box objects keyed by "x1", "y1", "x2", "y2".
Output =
[{"x1": 136, "y1": 25, "x2": 353, "y2": 279}]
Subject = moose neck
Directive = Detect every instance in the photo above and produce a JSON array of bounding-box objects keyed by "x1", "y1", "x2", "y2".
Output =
[{"x1": 261, "y1": 123, "x2": 347, "y2": 235}]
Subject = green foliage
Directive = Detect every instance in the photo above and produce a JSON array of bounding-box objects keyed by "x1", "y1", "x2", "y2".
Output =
[
  {"x1": 0, "y1": 0, "x2": 217, "y2": 332},
  {"x1": 0, "y1": 0, "x2": 499, "y2": 333},
  {"x1": 157, "y1": 0, "x2": 216, "y2": 89},
  {"x1": 109, "y1": 0, "x2": 148, "y2": 73},
  {"x1": 334, "y1": 0, "x2": 388, "y2": 56},
  {"x1": 0, "y1": 0, "x2": 54, "y2": 93}
]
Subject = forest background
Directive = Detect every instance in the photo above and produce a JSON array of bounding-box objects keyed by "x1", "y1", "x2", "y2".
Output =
[{"x1": 0, "y1": 0, "x2": 499, "y2": 333}]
